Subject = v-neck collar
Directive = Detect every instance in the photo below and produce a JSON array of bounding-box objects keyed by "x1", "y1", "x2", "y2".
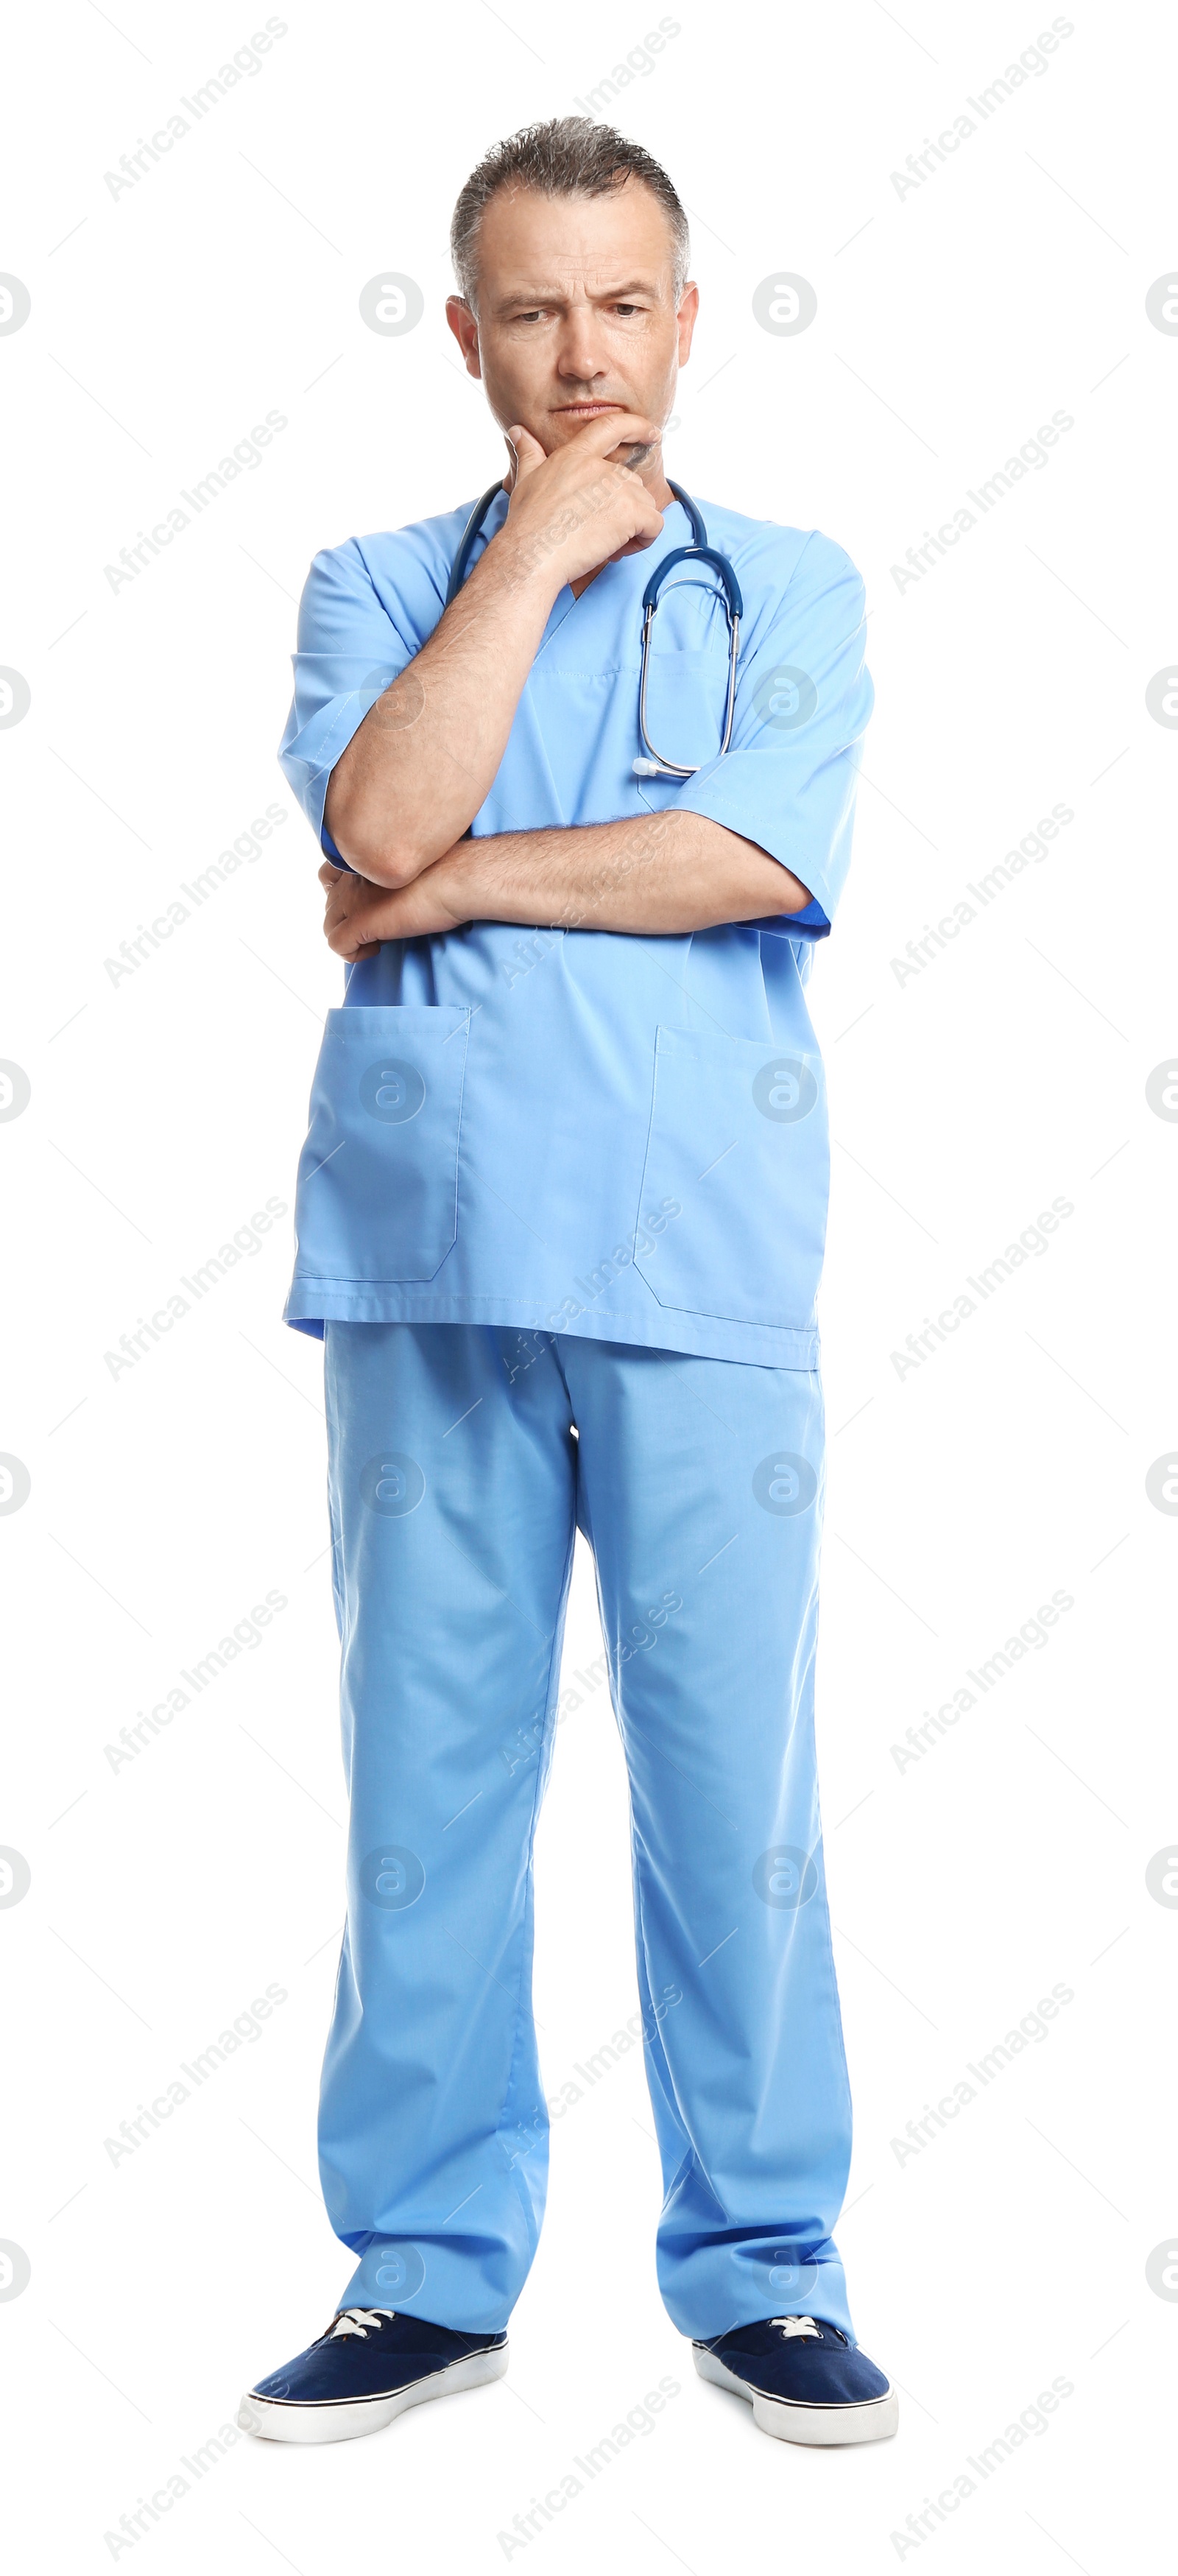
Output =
[{"x1": 533, "y1": 493, "x2": 692, "y2": 660}]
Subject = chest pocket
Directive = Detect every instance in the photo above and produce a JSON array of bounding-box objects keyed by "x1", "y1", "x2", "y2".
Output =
[
  {"x1": 633, "y1": 1025, "x2": 829, "y2": 1329},
  {"x1": 292, "y1": 1004, "x2": 469, "y2": 1284}
]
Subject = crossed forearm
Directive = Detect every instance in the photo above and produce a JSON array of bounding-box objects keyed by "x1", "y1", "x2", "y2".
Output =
[{"x1": 325, "y1": 809, "x2": 812, "y2": 951}]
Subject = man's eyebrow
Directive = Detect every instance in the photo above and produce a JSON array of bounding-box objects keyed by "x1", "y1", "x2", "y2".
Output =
[{"x1": 492, "y1": 275, "x2": 663, "y2": 312}]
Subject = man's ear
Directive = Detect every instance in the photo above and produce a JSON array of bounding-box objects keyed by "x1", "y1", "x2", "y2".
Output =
[
  {"x1": 676, "y1": 282, "x2": 699, "y2": 367},
  {"x1": 445, "y1": 295, "x2": 482, "y2": 381}
]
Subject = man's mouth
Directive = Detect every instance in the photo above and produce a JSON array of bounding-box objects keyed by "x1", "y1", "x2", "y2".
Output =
[{"x1": 551, "y1": 401, "x2": 627, "y2": 418}]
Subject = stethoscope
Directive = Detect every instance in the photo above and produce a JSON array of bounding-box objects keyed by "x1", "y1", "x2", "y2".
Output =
[{"x1": 445, "y1": 476, "x2": 743, "y2": 781}]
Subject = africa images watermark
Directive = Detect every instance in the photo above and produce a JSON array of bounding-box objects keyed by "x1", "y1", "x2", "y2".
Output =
[
  {"x1": 105, "y1": 805, "x2": 289, "y2": 985},
  {"x1": 102, "y1": 18, "x2": 289, "y2": 203},
  {"x1": 498, "y1": 1592, "x2": 683, "y2": 1777},
  {"x1": 889, "y1": 1194, "x2": 1075, "y2": 1379},
  {"x1": 889, "y1": 1981, "x2": 1075, "y2": 2167},
  {"x1": 103, "y1": 1199, "x2": 288, "y2": 1380},
  {"x1": 889, "y1": 2370, "x2": 1075, "y2": 2560},
  {"x1": 102, "y1": 2412, "x2": 250, "y2": 2561},
  {"x1": 889, "y1": 1586, "x2": 1075, "y2": 1776},
  {"x1": 890, "y1": 411, "x2": 1074, "y2": 594},
  {"x1": 498, "y1": 1645, "x2": 612, "y2": 1770},
  {"x1": 889, "y1": 17, "x2": 1075, "y2": 202},
  {"x1": 103, "y1": 1588, "x2": 289, "y2": 1776},
  {"x1": 495, "y1": 1985, "x2": 684, "y2": 2177},
  {"x1": 497, "y1": 2373, "x2": 682, "y2": 2559},
  {"x1": 890, "y1": 803, "x2": 1073, "y2": 985},
  {"x1": 103, "y1": 1983, "x2": 289, "y2": 2169},
  {"x1": 570, "y1": 14, "x2": 682, "y2": 118},
  {"x1": 104, "y1": 412, "x2": 288, "y2": 594}
]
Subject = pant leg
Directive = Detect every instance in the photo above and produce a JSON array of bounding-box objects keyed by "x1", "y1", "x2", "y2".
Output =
[
  {"x1": 561, "y1": 1337, "x2": 853, "y2": 2341},
  {"x1": 320, "y1": 1321, "x2": 577, "y2": 2334}
]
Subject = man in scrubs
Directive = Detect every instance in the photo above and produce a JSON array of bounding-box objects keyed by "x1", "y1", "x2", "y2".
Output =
[{"x1": 240, "y1": 116, "x2": 895, "y2": 2452}]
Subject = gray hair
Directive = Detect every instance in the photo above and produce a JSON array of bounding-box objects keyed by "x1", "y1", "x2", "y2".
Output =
[{"x1": 450, "y1": 116, "x2": 690, "y2": 311}]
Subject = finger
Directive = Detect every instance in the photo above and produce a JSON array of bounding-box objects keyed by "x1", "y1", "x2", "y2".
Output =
[
  {"x1": 604, "y1": 524, "x2": 663, "y2": 562},
  {"x1": 504, "y1": 424, "x2": 546, "y2": 487},
  {"x1": 564, "y1": 409, "x2": 662, "y2": 460},
  {"x1": 606, "y1": 521, "x2": 664, "y2": 561},
  {"x1": 331, "y1": 930, "x2": 381, "y2": 960},
  {"x1": 318, "y1": 860, "x2": 345, "y2": 887}
]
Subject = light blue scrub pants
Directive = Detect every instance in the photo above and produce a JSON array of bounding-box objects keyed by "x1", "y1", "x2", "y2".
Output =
[{"x1": 321, "y1": 1323, "x2": 854, "y2": 2341}]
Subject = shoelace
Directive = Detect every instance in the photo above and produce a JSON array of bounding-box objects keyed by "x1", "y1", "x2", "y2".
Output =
[
  {"x1": 769, "y1": 2315, "x2": 821, "y2": 2339},
  {"x1": 324, "y1": 2306, "x2": 396, "y2": 2340}
]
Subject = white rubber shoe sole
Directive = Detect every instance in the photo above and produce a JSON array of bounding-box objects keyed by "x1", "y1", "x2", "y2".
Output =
[
  {"x1": 237, "y1": 2341, "x2": 508, "y2": 2444},
  {"x1": 693, "y1": 2343, "x2": 898, "y2": 2445}
]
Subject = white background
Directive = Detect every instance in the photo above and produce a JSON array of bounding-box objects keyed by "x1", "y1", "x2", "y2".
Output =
[{"x1": 1, "y1": 1, "x2": 1175, "y2": 2568}]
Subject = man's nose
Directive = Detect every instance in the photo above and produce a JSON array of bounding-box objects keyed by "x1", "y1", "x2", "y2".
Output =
[{"x1": 554, "y1": 316, "x2": 609, "y2": 381}]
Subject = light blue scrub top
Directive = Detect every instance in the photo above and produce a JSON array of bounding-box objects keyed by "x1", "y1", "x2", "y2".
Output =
[{"x1": 278, "y1": 491, "x2": 872, "y2": 1367}]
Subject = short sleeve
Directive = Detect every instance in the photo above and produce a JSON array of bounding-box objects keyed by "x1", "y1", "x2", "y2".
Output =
[
  {"x1": 278, "y1": 539, "x2": 420, "y2": 859},
  {"x1": 670, "y1": 531, "x2": 873, "y2": 939}
]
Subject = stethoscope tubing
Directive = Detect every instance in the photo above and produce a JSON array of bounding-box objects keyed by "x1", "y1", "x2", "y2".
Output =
[{"x1": 443, "y1": 473, "x2": 741, "y2": 780}]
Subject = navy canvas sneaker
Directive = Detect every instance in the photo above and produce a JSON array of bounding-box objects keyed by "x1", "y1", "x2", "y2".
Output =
[
  {"x1": 238, "y1": 2306, "x2": 508, "y2": 2443},
  {"x1": 694, "y1": 2314, "x2": 897, "y2": 2445}
]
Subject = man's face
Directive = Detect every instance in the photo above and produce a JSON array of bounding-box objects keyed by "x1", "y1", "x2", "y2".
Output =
[{"x1": 446, "y1": 177, "x2": 697, "y2": 464}]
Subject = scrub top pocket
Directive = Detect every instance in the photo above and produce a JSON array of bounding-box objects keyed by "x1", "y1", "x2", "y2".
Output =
[
  {"x1": 292, "y1": 1004, "x2": 469, "y2": 1284},
  {"x1": 633, "y1": 1024, "x2": 829, "y2": 1330}
]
